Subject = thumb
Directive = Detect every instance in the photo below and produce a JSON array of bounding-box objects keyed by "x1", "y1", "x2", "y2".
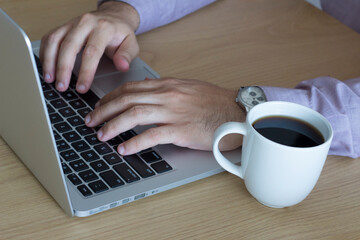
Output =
[{"x1": 113, "y1": 33, "x2": 139, "y2": 72}]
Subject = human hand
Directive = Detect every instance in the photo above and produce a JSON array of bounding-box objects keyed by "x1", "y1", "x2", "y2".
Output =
[
  {"x1": 39, "y1": 1, "x2": 140, "y2": 93},
  {"x1": 84, "y1": 78, "x2": 246, "y2": 155}
]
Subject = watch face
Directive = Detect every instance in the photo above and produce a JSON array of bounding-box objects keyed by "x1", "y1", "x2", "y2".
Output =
[{"x1": 240, "y1": 87, "x2": 266, "y2": 107}]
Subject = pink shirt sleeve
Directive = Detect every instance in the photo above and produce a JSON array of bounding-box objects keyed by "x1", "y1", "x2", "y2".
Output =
[
  {"x1": 98, "y1": 0, "x2": 216, "y2": 34},
  {"x1": 261, "y1": 77, "x2": 360, "y2": 158}
]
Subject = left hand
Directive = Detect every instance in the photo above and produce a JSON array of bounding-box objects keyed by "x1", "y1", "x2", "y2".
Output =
[{"x1": 84, "y1": 78, "x2": 245, "y2": 155}]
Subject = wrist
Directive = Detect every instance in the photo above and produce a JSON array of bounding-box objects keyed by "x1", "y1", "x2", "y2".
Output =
[
  {"x1": 98, "y1": 1, "x2": 140, "y2": 32},
  {"x1": 227, "y1": 89, "x2": 246, "y2": 122}
]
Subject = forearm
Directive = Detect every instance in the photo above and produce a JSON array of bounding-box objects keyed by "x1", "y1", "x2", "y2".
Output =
[
  {"x1": 98, "y1": 0, "x2": 216, "y2": 34},
  {"x1": 261, "y1": 76, "x2": 360, "y2": 158}
]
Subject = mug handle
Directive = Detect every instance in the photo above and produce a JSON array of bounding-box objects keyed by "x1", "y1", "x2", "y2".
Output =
[{"x1": 212, "y1": 122, "x2": 248, "y2": 179}]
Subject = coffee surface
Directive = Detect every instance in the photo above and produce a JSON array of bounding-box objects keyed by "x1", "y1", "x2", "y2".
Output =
[{"x1": 252, "y1": 116, "x2": 324, "y2": 147}]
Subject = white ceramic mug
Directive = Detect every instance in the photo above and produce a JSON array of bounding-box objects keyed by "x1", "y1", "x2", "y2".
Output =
[{"x1": 212, "y1": 101, "x2": 333, "y2": 208}]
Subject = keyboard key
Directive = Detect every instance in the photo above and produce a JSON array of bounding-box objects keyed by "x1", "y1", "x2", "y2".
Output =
[
  {"x1": 63, "y1": 131, "x2": 81, "y2": 142},
  {"x1": 94, "y1": 143, "x2": 112, "y2": 155},
  {"x1": 54, "y1": 122, "x2": 72, "y2": 133},
  {"x1": 47, "y1": 104, "x2": 55, "y2": 114},
  {"x1": 77, "y1": 185, "x2": 92, "y2": 197},
  {"x1": 69, "y1": 99, "x2": 86, "y2": 109},
  {"x1": 140, "y1": 151, "x2": 162, "y2": 164},
  {"x1": 71, "y1": 140, "x2": 90, "y2": 152},
  {"x1": 104, "y1": 153, "x2": 122, "y2": 165},
  {"x1": 60, "y1": 149, "x2": 80, "y2": 162},
  {"x1": 85, "y1": 134, "x2": 101, "y2": 145},
  {"x1": 59, "y1": 107, "x2": 76, "y2": 118},
  {"x1": 90, "y1": 160, "x2": 110, "y2": 172},
  {"x1": 62, "y1": 162, "x2": 72, "y2": 174},
  {"x1": 34, "y1": 55, "x2": 41, "y2": 67},
  {"x1": 61, "y1": 90, "x2": 78, "y2": 100},
  {"x1": 140, "y1": 148, "x2": 153, "y2": 154},
  {"x1": 78, "y1": 169, "x2": 98, "y2": 182},
  {"x1": 50, "y1": 99, "x2": 67, "y2": 109},
  {"x1": 151, "y1": 161, "x2": 173, "y2": 174},
  {"x1": 78, "y1": 90, "x2": 99, "y2": 109},
  {"x1": 78, "y1": 108, "x2": 92, "y2": 118},
  {"x1": 41, "y1": 82, "x2": 51, "y2": 91},
  {"x1": 67, "y1": 173, "x2": 82, "y2": 185},
  {"x1": 124, "y1": 155, "x2": 155, "y2": 178},
  {"x1": 56, "y1": 140, "x2": 70, "y2": 151},
  {"x1": 81, "y1": 150, "x2": 100, "y2": 162},
  {"x1": 69, "y1": 76, "x2": 77, "y2": 88},
  {"x1": 53, "y1": 130, "x2": 61, "y2": 141},
  {"x1": 100, "y1": 170, "x2": 124, "y2": 188},
  {"x1": 120, "y1": 130, "x2": 137, "y2": 141},
  {"x1": 49, "y1": 113, "x2": 62, "y2": 124},
  {"x1": 67, "y1": 116, "x2": 83, "y2": 126},
  {"x1": 69, "y1": 160, "x2": 89, "y2": 172},
  {"x1": 107, "y1": 136, "x2": 123, "y2": 146},
  {"x1": 76, "y1": 125, "x2": 94, "y2": 136},
  {"x1": 88, "y1": 180, "x2": 109, "y2": 193},
  {"x1": 94, "y1": 124, "x2": 104, "y2": 132},
  {"x1": 113, "y1": 163, "x2": 140, "y2": 183},
  {"x1": 44, "y1": 90, "x2": 59, "y2": 100}
]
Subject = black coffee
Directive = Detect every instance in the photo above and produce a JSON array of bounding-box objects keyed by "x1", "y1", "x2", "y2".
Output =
[{"x1": 252, "y1": 116, "x2": 324, "y2": 147}]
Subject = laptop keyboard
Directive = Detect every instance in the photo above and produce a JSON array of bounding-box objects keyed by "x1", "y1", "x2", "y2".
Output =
[{"x1": 34, "y1": 55, "x2": 172, "y2": 197}]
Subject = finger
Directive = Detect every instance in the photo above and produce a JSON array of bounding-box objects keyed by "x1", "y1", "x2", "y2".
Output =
[
  {"x1": 39, "y1": 24, "x2": 72, "y2": 83},
  {"x1": 112, "y1": 33, "x2": 139, "y2": 72},
  {"x1": 96, "y1": 79, "x2": 163, "y2": 107},
  {"x1": 75, "y1": 24, "x2": 113, "y2": 93},
  {"x1": 117, "y1": 126, "x2": 175, "y2": 155},
  {"x1": 96, "y1": 105, "x2": 171, "y2": 143},
  {"x1": 85, "y1": 92, "x2": 164, "y2": 127},
  {"x1": 55, "y1": 18, "x2": 95, "y2": 92}
]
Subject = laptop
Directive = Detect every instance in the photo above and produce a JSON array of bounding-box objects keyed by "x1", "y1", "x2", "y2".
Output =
[{"x1": 0, "y1": 9, "x2": 240, "y2": 217}]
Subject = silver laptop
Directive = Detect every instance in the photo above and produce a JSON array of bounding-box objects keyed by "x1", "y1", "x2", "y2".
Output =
[{"x1": 0, "y1": 9, "x2": 240, "y2": 217}]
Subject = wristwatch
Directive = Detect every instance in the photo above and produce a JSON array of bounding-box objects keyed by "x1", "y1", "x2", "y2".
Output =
[{"x1": 236, "y1": 86, "x2": 267, "y2": 112}]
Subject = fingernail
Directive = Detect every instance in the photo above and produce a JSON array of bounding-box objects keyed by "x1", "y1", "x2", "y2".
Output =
[
  {"x1": 95, "y1": 101, "x2": 100, "y2": 108},
  {"x1": 118, "y1": 145, "x2": 125, "y2": 155},
  {"x1": 45, "y1": 73, "x2": 51, "y2": 82},
  {"x1": 85, "y1": 115, "x2": 91, "y2": 124},
  {"x1": 57, "y1": 82, "x2": 64, "y2": 89},
  {"x1": 77, "y1": 84, "x2": 86, "y2": 92},
  {"x1": 97, "y1": 129, "x2": 103, "y2": 139}
]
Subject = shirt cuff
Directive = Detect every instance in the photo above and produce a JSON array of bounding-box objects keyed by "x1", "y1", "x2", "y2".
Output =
[{"x1": 260, "y1": 86, "x2": 312, "y2": 109}]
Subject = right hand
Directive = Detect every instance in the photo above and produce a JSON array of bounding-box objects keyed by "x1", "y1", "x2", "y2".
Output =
[{"x1": 39, "y1": 1, "x2": 140, "y2": 93}]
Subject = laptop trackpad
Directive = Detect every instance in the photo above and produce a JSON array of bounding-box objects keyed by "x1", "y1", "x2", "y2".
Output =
[
  {"x1": 84, "y1": 56, "x2": 160, "y2": 99},
  {"x1": 91, "y1": 70, "x2": 147, "y2": 99}
]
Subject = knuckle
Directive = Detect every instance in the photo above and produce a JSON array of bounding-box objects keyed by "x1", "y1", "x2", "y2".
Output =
[
  {"x1": 163, "y1": 78, "x2": 180, "y2": 85},
  {"x1": 147, "y1": 128, "x2": 161, "y2": 142},
  {"x1": 83, "y1": 43, "x2": 100, "y2": 58},
  {"x1": 128, "y1": 135, "x2": 142, "y2": 152},
  {"x1": 44, "y1": 31, "x2": 60, "y2": 44},
  {"x1": 60, "y1": 38, "x2": 74, "y2": 50},
  {"x1": 117, "y1": 94, "x2": 132, "y2": 105},
  {"x1": 93, "y1": 106, "x2": 104, "y2": 120},
  {"x1": 129, "y1": 105, "x2": 145, "y2": 118},
  {"x1": 57, "y1": 64, "x2": 72, "y2": 73},
  {"x1": 122, "y1": 81, "x2": 138, "y2": 91},
  {"x1": 104, "y1": 121, "x2": 117, "y2": 135},
  {"x1": 96, "y1": 19, "x2": 112, "y2": 30},
  {"x1": 79, "y1": 13, "x2": 95, "y2": 24},
  {"x1": 166, "y1": 88, "x2": 184, "y2": 100}
]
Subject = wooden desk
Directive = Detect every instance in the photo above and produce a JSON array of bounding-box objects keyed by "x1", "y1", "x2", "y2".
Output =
[{"x1": 1, "y1": 0, "x2": 360, "y2": 239}]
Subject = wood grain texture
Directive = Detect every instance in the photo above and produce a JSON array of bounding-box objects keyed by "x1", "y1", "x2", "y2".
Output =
[{"x1": 0, "y1": 0, "x2": 360, "y2": 239}]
